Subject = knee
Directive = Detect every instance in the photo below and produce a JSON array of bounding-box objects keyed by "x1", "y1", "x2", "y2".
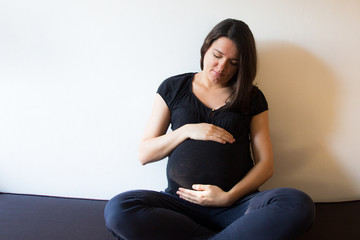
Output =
[
  {"x1": 273, "y1": 188, "x2": 315, "y2": 226},
  {"x1": 104, "y1": 190, "x2": 149, "y2": 232},
  {"x1": 104, "y1": 193, "x2": 127, "y2": 232}
]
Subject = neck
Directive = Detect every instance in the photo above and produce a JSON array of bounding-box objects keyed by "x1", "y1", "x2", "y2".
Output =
[{"x1": 196, "y1": 72, "x2": 228, "y2": 90}]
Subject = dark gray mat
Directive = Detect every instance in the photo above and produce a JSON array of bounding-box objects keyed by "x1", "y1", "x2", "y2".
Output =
[
  {"x1": 1, "y1": 192, "x2": 360, "y2": 240},
  {"x1": 0, "y1": 193, "x2": 114, "y2": 240},
  {"x1": 298, "y1": 200, "x2": 360, "y2": 239}
]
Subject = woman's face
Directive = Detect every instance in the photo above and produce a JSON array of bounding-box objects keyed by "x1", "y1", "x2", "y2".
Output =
[{"x1": 202, "y1": 37, "x2": 239, "y2": 86}]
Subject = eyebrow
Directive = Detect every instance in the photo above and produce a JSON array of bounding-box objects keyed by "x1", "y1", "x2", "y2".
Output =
[{"x1": 214, "y1": 49, "x2": 239, "y2": 61}]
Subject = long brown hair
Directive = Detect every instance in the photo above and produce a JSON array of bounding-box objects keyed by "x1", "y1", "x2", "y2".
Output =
[{"x1": 200, "y1": 19, "x2": 257, "y2": 112}]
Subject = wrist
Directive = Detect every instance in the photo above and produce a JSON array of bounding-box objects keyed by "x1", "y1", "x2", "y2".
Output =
[
  {"x1": 179, "y1": 124, "x2": 192, "y2": 140},
  {"x1": 226, "y1": 188, "x2": 244, "y2": 206},
  {"x1": 224, "y1": 191, "x2": 236, "y2": 206}
]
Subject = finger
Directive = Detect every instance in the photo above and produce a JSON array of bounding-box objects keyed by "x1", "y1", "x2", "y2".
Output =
[
  {"x1": 177, "y1": 189, "x2": 201, "y2": 203},
  {"x1": 207, "y1": 135, "x2": 233, "y2": 144},
  {"x1": 218, "y1": 132, "x2": 235, "y2": 143},
  {"x1": 192, "y1": 184, "x2": 209, "y2": 191},
  {"x1": 179, "y1": 188, "x2": 203, "y2": 198},
  {"x1": 207, "y1": 136, "x2": 227, "y2": 144},
  {"x1": 181, "y1": 195, "x2": 200, "y2": 205},
  {"x1": 211, "y1": 128, "x2": 235, "y2": 143},
  {"x1": 177, "y1": 188, "x2": 198, "y2": 198},
  {"x1": 212, "y1": 126, "x2": 233, "y2": 137}
]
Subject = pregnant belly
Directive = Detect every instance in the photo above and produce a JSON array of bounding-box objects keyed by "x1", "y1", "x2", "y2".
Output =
[{"x1": 167, "y1": 139, "x2": 252, "y2": 192}]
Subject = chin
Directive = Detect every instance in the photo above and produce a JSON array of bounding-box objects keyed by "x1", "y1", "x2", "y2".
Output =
[{"x1": 211, "y1": 75, "x2": 229, "y2": 85}]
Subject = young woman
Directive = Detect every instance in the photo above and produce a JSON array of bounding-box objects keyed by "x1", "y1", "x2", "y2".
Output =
[{"x1": 104, "y1": 19, "x2": 315, "y2": 240}]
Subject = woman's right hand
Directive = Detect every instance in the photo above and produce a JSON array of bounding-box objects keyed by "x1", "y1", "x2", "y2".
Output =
[
  {"x1": 139, "y1": 94, "x2": 235, "y2": 165},
  {"x1": 183, "y1": 123, "x2": 235, "y2": 144}
]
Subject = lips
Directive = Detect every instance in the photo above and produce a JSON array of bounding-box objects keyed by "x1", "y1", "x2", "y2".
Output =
[{"x1": 212, "y1": 70, "x2": 223, "y2": 78}]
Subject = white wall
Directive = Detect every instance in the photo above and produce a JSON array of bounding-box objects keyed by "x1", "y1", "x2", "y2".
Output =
[{"x1": 0, "y1": 0, "x2": 359, "y2": 202}]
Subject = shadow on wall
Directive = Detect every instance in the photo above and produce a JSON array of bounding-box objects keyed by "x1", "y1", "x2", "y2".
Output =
[{"x1": 256, "y1": 42, "x2": 357, "y2": 202}]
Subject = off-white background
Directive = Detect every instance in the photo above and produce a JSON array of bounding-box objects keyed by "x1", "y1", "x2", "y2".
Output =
[{"x1": 1, "y1": 0, "x2": 359, "y2": 202}]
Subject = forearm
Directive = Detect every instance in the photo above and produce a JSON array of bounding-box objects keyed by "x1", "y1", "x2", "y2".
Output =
[
  {"x1": 138, "y1": 125, "x2": 189, "y2": 165},
  {"x1": 227, "y1": 159, "x2": 273, "y2": 205},
  {"x1": 139, "y1": 122, "x2": 235, "y2": 165},
  {"x1": 226, "y1": 110, "x2": 274, "y2": 204},
  {"x1": 176, "y1": 160, "x2": 273, "y2": 207}
]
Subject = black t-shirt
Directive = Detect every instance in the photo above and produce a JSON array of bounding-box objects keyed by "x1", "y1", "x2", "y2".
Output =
[{"x1": 157, "y1": 72, "x2": 268, "y2": 196}]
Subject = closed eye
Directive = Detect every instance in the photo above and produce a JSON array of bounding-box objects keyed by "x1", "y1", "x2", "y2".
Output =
[{"x1": 213, "y1": 49, "x2": 239, "y2": 65}]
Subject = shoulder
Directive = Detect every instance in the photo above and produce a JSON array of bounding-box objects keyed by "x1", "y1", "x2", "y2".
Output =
[
  {"x1": 157, "y1": 72, "x2": 195, "y2": 100},
  {"x1": 251, "y1": 87, "x2": 266, "y2": 101},
  {"x1": 250, "y1": 86, "x2": 268, "y2": 116},
  {"x1": 156, "y1": 72, "x2": 195, "y2": 109},
  {"x1": 158, "y1": 72, "x2": 195, "y2": 91}
]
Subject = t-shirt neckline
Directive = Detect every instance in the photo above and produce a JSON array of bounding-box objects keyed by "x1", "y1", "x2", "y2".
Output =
[{"x1": 189, "y1": 72, "x2": 228, "y2": 112}]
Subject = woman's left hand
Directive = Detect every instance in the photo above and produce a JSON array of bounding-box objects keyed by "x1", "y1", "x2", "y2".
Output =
[{"x1": 176, "y1": 184, "x2": 233, "y2": 207}]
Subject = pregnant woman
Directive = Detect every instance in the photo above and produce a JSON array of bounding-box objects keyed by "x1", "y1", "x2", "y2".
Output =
[{"x1": 104, "y1": 19, "x2": 315, "y2": 240}]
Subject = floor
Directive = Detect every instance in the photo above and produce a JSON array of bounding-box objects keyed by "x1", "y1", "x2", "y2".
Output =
[
  {"x1": 1, "y1": 193, "x2": 360, "y2": 240},
  {"x1": 0, "y1": 193, "x2": 113, "y2": 240}
]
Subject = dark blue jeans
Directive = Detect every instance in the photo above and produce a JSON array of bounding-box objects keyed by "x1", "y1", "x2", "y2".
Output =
[{"x1": 104, "y1": 188, "x2": 315, "y2": 240}]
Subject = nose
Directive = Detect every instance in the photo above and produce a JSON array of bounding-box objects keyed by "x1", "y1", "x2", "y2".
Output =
[{"x1": 217, "y1": 59, "x2": 227, "y2": 73}]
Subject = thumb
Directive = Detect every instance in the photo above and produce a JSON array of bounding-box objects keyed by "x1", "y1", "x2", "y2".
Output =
[{"x1": 192, "y1": 184, "x2": 208, "y2": 191}]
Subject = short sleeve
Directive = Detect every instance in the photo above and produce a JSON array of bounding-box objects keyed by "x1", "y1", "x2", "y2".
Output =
[
  {"x1": 156, "y1": 78, "x2": 175, "y2": 109},
  {"x1": 156, "y1": 73, "x2": 194, "y2": 111},
  {"x1": 250, "y1": 88, "x2": 268, "y2": 116},
  {"x1": 156, "y1": 79, "x2": 172, "y2": 109}
]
